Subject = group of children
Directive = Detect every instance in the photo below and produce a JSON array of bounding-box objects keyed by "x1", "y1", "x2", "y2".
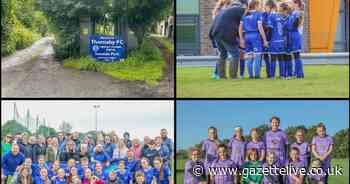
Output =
[
  {"x1": 1, "y1": 129, "x2": 174, "y2": 184},
  {"x1": 212, "y1": 0, "x2": 305, "y2": 80},
  {"x1": 184, "y1": 117, "x2": 334, "y2": 184}
]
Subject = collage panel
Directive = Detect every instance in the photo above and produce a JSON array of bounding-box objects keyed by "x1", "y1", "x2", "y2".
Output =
[
  {"x1": 1, "y1": 100, "x2": 174, "y2": 184},
  {"x1": 176, "y1": 100, "x2": 349, "y2": 183},
  {"x1": 1, "y1": 0, "x2": 350, "y2": 184},
  {"x1": 176, "y1": 0, "x2": 349, "y2": 98},
  {"x1": 1, "y1": 0, "x2": 174, "y2": 98}
]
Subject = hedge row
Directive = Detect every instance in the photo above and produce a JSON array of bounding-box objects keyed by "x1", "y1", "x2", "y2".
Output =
[{"x1": 1, "y1": 0, "x2": 48, "y2": 57}]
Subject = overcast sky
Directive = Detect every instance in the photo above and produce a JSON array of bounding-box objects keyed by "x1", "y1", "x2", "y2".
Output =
[{"x1": 2, "y1": 100, "x2": 174, "y2": 139}]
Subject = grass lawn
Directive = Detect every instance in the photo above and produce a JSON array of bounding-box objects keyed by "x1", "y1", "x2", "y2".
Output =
[
  {"x1": 176, "y1": 158, "x2": 349, "y2": 184},
  {"x1": 63, "y1": 38, "x2": 165, "y2": 86},
  {"x1": 176, "y1": 65, "x2": 349, "y2": 98},
  {"x1": 329, "y1": 159, "x2": 349, "y2": 183}
]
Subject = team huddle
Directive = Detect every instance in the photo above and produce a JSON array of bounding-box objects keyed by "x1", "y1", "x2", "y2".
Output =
[
  {"x1": 184, "y1": 117, "x2": 334, "y2": 184},
  {"x1": 1, "y1": 129, "x2": 173, "y2": 184},
  {"x1": 210, "y1": 0, "x2": 305, "y2": 80}
]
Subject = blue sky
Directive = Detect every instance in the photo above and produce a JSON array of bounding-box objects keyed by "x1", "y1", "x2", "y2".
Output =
[{"x1": 177, "y1": 100, "x2": 349, "y2": 149}]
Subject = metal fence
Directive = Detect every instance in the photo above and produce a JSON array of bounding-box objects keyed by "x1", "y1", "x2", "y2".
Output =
[{"x1": 177, "y1": 53, "x2": 349, "y2": 67}]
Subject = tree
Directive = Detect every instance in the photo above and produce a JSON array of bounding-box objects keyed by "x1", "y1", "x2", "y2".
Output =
[
  {"x1": 37, "y1": 125, "x2": 57, "y2": 137},
  {"x1": 15, "y1": 0, "x2": 36, "y2": 29},
  {"x1": 285, "y1": 125, "x2": 308, "y2": 144},
  {"x1": 176, "y1": 149, "x2": 188, "y2": 160},
  {"x1": 126, "y1": 0, "x2": 172, "y2": 46},
  {"x1": 39, "y1": 0, "x2": 172, "y2": 58},
  {"x1": 1, "y1": 120, "x2": 30, "y2": 139},
  {"x1": 1, "y1": 0, "x2": 17, "y2": 56},
  {"x1": 58, "y1": 121, "x2": 72, "y2": 133},
  {"x1": 82, "y1": 130, "x2": 97, "y2": 142},
  {"x1": 332, "y1": 128, "x2": 349, "y2": 158},
  {"x1": 243, "y1": 124, "x2": 270, "y2": 141}
]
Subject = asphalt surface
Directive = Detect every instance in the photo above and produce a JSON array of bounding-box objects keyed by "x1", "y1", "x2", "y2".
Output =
[{"x1": 1, "y1": 37, "x2": 172, "y2": 98}]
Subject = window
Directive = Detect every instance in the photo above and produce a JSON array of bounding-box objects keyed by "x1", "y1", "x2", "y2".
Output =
[{"x1": 176, "y1": 15, "x2": 200, "y2": 56}]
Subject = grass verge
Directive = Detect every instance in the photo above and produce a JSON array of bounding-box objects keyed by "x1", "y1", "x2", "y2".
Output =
[
  {"x1": 177, "y1": 65, "x2": 349, "y2": 98},
  {"x1": 155, "y1": 37, "x2": 174, "y2": 54},
  {"x1": 63, "y1": 38, "x2": 165, "y2": 86}
]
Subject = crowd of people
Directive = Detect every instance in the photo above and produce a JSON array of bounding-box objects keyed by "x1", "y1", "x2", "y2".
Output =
[
  {"x1": 1, "y1": 128, "x2": 173, "y2": 184},
  {"x1": 184, "y1": 116, "x2": 334, "y2": 184},
  {"x1": 210, "y1": 0, "x2": 305, "y2": 80}
]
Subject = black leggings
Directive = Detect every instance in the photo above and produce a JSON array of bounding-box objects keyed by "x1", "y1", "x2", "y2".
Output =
[
  {"x1": 271, "y1": 54, "x2": 284, "y2": 62},
  {"x1": 270, "y1": 54, "x2": 285, "y2": 77},
  {"x1": 293, "y1": 52, "x2": 301, "y2": 60}
]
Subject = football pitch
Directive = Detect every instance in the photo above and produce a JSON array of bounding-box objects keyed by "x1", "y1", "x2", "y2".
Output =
[
  {"x1": 175, "y1": 158, "x2": 349, "y2": 184},
  {"x1": 176, "y1": 65, "x2": 349, "y2": 98}
]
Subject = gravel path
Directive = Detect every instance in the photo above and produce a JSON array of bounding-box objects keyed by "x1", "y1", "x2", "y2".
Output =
[{"x1": 1, "y1": 37, "x2": 172, "y2": 98}]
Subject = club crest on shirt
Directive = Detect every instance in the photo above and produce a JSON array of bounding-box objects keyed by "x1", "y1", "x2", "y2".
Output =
[
  {"x1": 319, "y1": 143, "x2": 325, "y2": 150},
  {"x1": 272, "y1": 139, "x2": 280, "y2": 145}
]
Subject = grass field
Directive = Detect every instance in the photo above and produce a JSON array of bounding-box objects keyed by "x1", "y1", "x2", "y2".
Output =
[
  {"x1": 176, "y1": 65, "x2": 349, "y2": 98},
  {"x1": 175, "y1": 158, "x2": 349, "y2": 184}
]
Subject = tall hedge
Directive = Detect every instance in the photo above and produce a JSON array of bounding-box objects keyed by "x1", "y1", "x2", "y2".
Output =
[
  {"x1": 1, "y1": 0, "x2": 48, "y2": 57},
  {"x1": 1, "y1": 0, "x2": 17, "y2": 56}
]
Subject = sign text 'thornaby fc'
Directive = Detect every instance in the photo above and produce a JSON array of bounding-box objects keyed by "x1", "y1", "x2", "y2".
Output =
[{"x1": 89, "y1": 35, "x2": 126, "y2": 62}]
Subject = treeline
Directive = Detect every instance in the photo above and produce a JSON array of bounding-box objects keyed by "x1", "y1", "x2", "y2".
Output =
[
  {"x1": 1, "y1": 0, "x2": 49, "y2": 56},
  {"x1": 177, "y1": 124, "x2": 349, "y2": 159},
  {"x1": 1, "y1": 120, "x2": 99, "y2": 142}
]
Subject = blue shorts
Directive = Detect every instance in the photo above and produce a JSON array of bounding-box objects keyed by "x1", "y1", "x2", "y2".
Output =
[
  {"x1": 269, "y1": 40, "x2": 286, "y2": 54},
  {"x1": 244, "y1": 32, "x2": 263, "y2": 54},
  {"x1": 286, "y1": 31, "x2": 301, "y2": 53},
  {"x1": 263, "y1": 46, "x2": 269, "y2": 54}
]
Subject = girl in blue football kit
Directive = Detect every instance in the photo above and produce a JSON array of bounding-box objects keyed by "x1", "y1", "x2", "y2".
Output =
[
  {"x1": 139, "y1": 157, "x2": 156, "y2": 184},
  {"x1": 239, "y1": 0, "x2": 269, "y2": 79},
  {"x1": 266, "y1": 0, "x2": 289, "y2": 79},
  {"x1": 262, "y1": 3, "x2": 272, "y2": 78},
  {"x1": 153, "y1": 157, "x2": 172, "y2": 184},
  {"x1": 116, "y1": 160, "x2": 133, "y2": 184},
  {"x1": 285, "y1": 0, "x2": 305, "y2": 79}
]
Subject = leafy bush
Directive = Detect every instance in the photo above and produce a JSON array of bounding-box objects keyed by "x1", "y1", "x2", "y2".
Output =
[
  {"x1": 1, "y1": 0, "x2": 17, "y2": 56},
  {"x1": 138, "y1": 39, "x2": 163, "y2": 60},
  {"x1": 15, "y1": 0, "x2": 36, "y2": 29},
  {"x1": 52, "y1": 25, "x2": 80, "y2": 60},
  {"x1": 1, "y1": 0, "x2": 46, "y2": 56},
  {"x1": 14, "y1": 21, "x2": 40, "y2": 50},
  {"x1": 155, "y1": 37, "x2": 174, "y2": 54},
  {"x1": 32, "y1": 11, "x2": 49, "y2": 36}
]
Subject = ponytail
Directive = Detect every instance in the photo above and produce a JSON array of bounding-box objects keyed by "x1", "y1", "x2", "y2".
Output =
[
  {"x1": 212, "y1": 0, "x2": 231, "y2": 18},
  {"x1": 154, "y1": 157, "x2": 164, "y2": 181}
]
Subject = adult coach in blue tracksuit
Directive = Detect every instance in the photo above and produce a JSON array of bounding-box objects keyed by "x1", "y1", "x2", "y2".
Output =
[
  {"x1": 2, "y1": 144, "x2": 25, "y2": 177},
  {"x1": 209, "y1": 0, "x2": 247, "y2": 79}
]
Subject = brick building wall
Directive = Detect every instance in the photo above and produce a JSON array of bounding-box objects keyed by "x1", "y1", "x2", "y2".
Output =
[
  {"x1": 199, "y1": 0, "x2": 216, "y2": 55},
  {"x1": 303, "y1": 0, "x2": 310, "y2": 52},
  {"x1": 198, "y1": 0, "x2": 311, "y2": 55}
]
